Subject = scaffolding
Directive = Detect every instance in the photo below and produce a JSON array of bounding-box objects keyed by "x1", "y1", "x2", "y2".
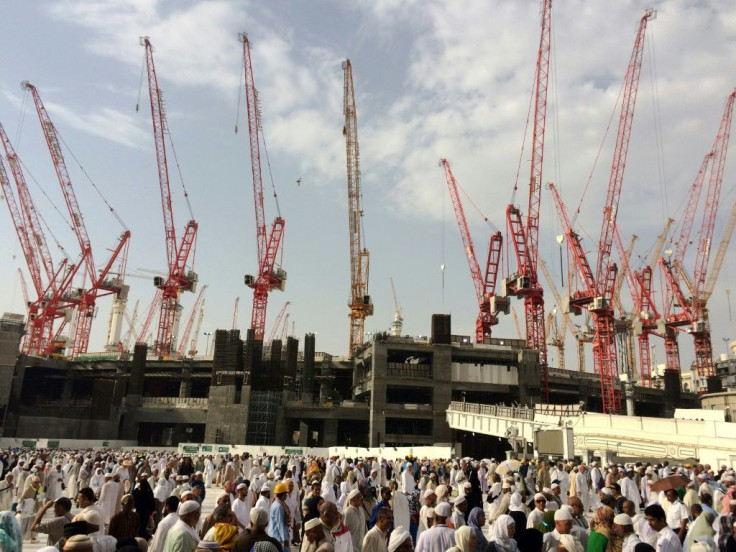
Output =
[{"x1": 246, "y1": 390, "x2": 280, "y2": 445}]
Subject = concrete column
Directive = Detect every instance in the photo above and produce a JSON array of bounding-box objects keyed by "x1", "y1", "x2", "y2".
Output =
[
  {"x1": 179, "y1": 366, "x2": 192, "y2": 398},
  {"x1": 432, "y1": 346, "x2": 453, "y2": 444},
  {"x1": 369, "y1": 341, "x2": 386, "y2": 447},
  {"x1": 299, "y1": 421, "x2": 309, "y2": 447},
  {"x1": 323, "y1": 418, "x2": 338, "y2": 446}
]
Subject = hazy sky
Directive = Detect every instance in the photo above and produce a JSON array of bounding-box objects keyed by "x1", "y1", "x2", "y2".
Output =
[{"x1": 1, "y1": 0, "x2": 735, "y2": 373}]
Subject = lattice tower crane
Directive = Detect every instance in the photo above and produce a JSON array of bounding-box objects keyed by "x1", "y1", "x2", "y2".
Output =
[
  {"x1": 139, "y1": 38, "x2": 199, "y2": 358},
  {"x1": 341, "y1": 59, "x2": 373, "y2": 357},
  {"x1": 660, "y1": 89, "x2": 736, "y2": 390},
  {"x1": 266, "y1": 301, "x2": 291, "y2": 349},
  {"x1": 390, "y1": 277, "x2": 404, "y2": 336},
  {"x1": 136, "y1": 288, "x2": 164, "y2": 345},
  {"x1": 441, "y1": 159, "x2": 506, "y2": 343},
  {"x1": 177, "y1": 285, "x2": 208, "y2": 357},
  {"x1": 545, "y1": 312, "x2": 564, "y2": 370},
  {"x1": 504, "y1": 0, "x2": 552, "y2": 400},
  {"x1": 238, "y1": 34, "x2": 287, "y2": 343},
  {"x1": 704, "y1": 200, "x2": 736, "y2": 302},
  {"x1": 232, "y1": 297, "x2": 240, "y2": 330},
  {"x1": 548, "y1": 9, "x2": 655, "y2": 413}
]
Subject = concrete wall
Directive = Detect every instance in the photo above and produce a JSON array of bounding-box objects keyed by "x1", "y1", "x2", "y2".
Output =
[
  {"x1": 0, "y1": 438, "x2": 135, "y2": 449},
  {"x1": 451, "y1": 363, "x2": 518, "y2": 385},
  {"x1": 177, "y1": 442, "x2": 453, "y2": 460}
]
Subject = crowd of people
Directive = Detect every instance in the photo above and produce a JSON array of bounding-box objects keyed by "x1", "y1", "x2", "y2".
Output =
[{"x1": 0, "y1": 450, "x2": 733, "y2": 552}]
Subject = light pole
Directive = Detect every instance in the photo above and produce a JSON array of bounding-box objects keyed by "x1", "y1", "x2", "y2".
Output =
[
  {"x1": 204, "y1": 331, "x2": 213, "y2": 357},
  {"x1": 723, "y1": 337, "x2": 731, "y2": 356}
]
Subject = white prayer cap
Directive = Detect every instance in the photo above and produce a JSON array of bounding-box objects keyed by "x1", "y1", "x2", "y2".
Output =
[
  {"x1": 697, "y1": 473, "x2": 707, "y2": 479},
  {"x1": 554, "y1": 508, "x2": 573, "y2": 521},
  {"x1": 216, "y1": 491, "x2": 229, "y2": 501},
  {"x1": 423, "y1": 489, "x2": 436, "y2": 498},
  {"x1": 104, "y1": 473, "x2": 113, "y2": 479},
  {"x1": 614, "y1": 513, "x2": 633, "y2": 526},
  {"x1": 600, "y1": 488, "x2": 612, "y2": 495},
  {"x1": 181, "y1": 491, "x2": 195, "y2": 500},
  {"x1": 236, "y1": 483, "x2": 247, "y2": 491},
  {"x1": 304, "y1": 517, "x2": 322, "y2": 531},
  {"x1": 534, "y1": 493, "x2": 546, "y2": 501},
  {"x1": 178, "y1": 500, "x2": 200, "y2": 515},
  {"x1": 551, "y1": 483, "x2": 560, "y2": 490},
  {"x1": 250, "y1": 508, "x2": 269, "y2": 526},
  {"x1": 543, "y1": 487, "x2": 552, "y2": 494},
  {"x1": 435, "y1": 502, "x2": 452, "y2": 517},
  {"x1": 388, "y1": 526, "x2": 412, "y2": 552},
  {"x1": 348, "y1": 489, "x2": 362, "y2": 501},
  {"x1": 454, "y1": 496, "x2": 466, "y2": 506},
  {"x1": 196, "y1": 542, "x2": 221, "y2": 551},
  {"x1": 502, "y1": 482, "x2": 512, "y2": 490},
  {"x1": 463, "y1": 482, "x2": 471, "y2": 489}
]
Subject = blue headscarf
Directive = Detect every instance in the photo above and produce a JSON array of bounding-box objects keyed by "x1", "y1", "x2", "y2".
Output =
[
  {"x1": 467, "y1": 507, "x2": 488, "y2": 552},
  {"x1": 0, "y1": 511, "x2": 23, "y2": 552}
]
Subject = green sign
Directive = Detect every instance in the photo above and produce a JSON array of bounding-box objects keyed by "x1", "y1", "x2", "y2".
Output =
[
  {"x1": 47, "y1": 440, "x2": 60, "y2": 449},
  {"x1": 217, "y1": 446, "x2": 229, "y2": 453},
  {"x1": 21, "y1": 440, "x2": 36, "y2": 448},
  {"x1": 284, "y1": 448, "x2": 303, "y2": 455},
  {"x1": 182, "y1": 446, "x2": 199, "y2": 454},
  {"x1": 201, "y1": 445, "x2": 213, "y2": 452},
  {"x1": 102, "y1": 441, "x2": 110, "y2": 447}
]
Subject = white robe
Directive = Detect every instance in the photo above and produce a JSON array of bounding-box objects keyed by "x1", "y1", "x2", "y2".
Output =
[
  {"x1": 98, "y1": 480, "x2": 121, "y2": 525},
  {"x1": 391, "y1": 491, "x2": 411, "y2": 533}
]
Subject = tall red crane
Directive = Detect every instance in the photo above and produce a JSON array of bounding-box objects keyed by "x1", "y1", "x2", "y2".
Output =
[
  {"x1": 441, "y1": 159, "x2": 505, "y2": 342},
  {"x1": 239, "y1": 33, "x2": 287, "y2": 342},
  {"x1": 266, "y1": 301, "x2": 291, "y2": 348},
  {"x1": 140, "y1": 38, "x2": 199, "y2": 358},
  {"x1": 550, "y1": 8, "x2": 656, "y2": 413},
  {"x1": 660, "y1": 89, "x2": 736, "y2": 390},
  {"x1": 0, "y1": 124, "x2": 82, "y2": 355},
  {"x1": 504, "y1": 0, "x2": 552, "y2": 399},
  {"x1": 342, "y1": 59, "x2": 373, "y2": 357},
  {"x1": 22, "y1": 84, "x2": 131, "y2": 357}
]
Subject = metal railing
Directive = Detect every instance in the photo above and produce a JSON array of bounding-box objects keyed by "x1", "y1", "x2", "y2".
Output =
[
  {"x1": 448, "y1": 401, "x2": 534, "y2": 420},
  {"x1": 138, "y1": 397, "x2": 209, "y2": 408},
  {"x1": 387, "y1": 363, "x2": 432, "y2": 379}
]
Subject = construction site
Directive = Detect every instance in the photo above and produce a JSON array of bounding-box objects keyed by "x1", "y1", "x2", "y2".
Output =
[{"x1": 1, "y1": 3, "x2": 735, "y2": 448}]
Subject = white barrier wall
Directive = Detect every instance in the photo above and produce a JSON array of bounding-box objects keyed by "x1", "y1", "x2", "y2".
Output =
[
  {"x1": 177, "y1": 443, "x2": 454, "y2": 460},
  {"x1": 0, "y1": 438, "x2": 137, "y2": 449}
]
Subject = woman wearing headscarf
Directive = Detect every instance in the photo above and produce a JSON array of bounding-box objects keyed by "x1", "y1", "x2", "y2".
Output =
[
  {"x1": 19, "y1": 474, "x2": 41, "y2": 542},
  {"x1": 684, "y1": 510, "x2": 715, "y2": 552},
  {"x1": 587, "y1": 506, "x2": 614, "y2": 552},
  {"x1": 466, "y1": 470, "x2": 483, "y2": 516},
  {"x1": 133, "y1": 474, "x2": 156, "y2": 539},
  {"x1": 507, "y1": 493, "x2": 527, "y2": 539},
  {"x1": 488, "y1": 514, "x2": 518, "y2": 552},
  {"x1": 213, "y1": 522, "x2": 239, "y2": 551},
  {"x1": 0, "y1": 511, "x2": 23, "y2": 552},
  {"x1": 447, "y1": 525, "x2": 475, "y2": 552},
  {"x1": 467, "y1": 508, "x2": 488, "y2": 552}
]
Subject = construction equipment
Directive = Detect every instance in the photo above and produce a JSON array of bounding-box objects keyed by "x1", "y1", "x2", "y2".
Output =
[
  {"x1": 232, "y1": 297, "x2": 240, "y2": 330},
  {"x1": 503, "y1": 0, "x2": 552, "y2": 399},
  {"x1": 390, "y1": 277, "x2": 403, "y2": 336},
  {"x1": 545, "y1": 311, "x2": 565, "y2": 370},
  {"x1": 548, "y1": 8, "x2": 656, "y2": 413},
  {"x1": 177, "y1": 285, "x2": 208, "y2": 358},
  {"x1": 266, "y1": 301, "x2": 291, "y2": 349},
  {"x1": 440, "y1": 158, "x2": 506, "y2": 343},
  {"x1": 136, "y1": 288, "x2": 164, "y2": 345},
  {"x1": 660, "y1": 89, "x2": 736, "y2": 390},
  {"x1": 139, "y1": 38, "x2": 199, "y2": 358},
  {"x1": 341, "y1": 59, "x2": 373, "y2": 357},
  {"x1": 239, "y1": 33, "x2": 287, "y2": 343}
]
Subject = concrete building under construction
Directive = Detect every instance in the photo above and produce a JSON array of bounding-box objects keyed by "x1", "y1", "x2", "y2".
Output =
[{"x1": 0, "y1": 312, "x2": 700, "y2": 450}]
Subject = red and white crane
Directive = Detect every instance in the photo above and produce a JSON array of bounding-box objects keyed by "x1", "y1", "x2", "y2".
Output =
[
  {"x1": 239, "y1": 33, "x2": 287, "y2": 343},
  {"x1": 550, "y1": 8, "x2": 656, "y2": 413},
  {"x1": 342, "y1": 59, "x2": 373, "y2": 357},
  {"x1": 440, "y1": 158, "x2": 505, "y2": 343},
  {"x1": 504, "y1": 0, "x2": 552, "y2": 400},
  {"x1": 660, "y1": 89, "x2": 736, "y2": 390},
  {"x1": 139, "y1": 38, "x2": 199, "y2": 358}
]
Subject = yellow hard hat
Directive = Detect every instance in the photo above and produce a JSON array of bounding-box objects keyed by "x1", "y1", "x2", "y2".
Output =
[{"x1": 274, "y1": 482, "x2": 289, "y2": 495}]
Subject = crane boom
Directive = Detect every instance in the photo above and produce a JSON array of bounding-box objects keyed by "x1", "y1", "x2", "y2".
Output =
[
  {"x1": 343, "y1": 59, "x2": 373, "y2": 356},
  {"x1": 704, "y1": 200, "x2": 736, "y2": 301},
  {"x1": 177, "y1": 285, "x2": 208, "y2": 357}
]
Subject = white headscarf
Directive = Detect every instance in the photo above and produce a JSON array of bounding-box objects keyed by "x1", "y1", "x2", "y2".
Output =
[
  {"x1": 490, "y1": 515, "x2": 518, "y2": 552},
  {"x1": 509, "y1": 493, "x2": 525, "y2": 512},
  {"x1": 558, "y1": 534, "x2": 584, "y2": 552}
]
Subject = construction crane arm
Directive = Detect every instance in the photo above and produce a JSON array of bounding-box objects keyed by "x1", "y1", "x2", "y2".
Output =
[
  {"x1": 704, "y1": 200, "x2": 736, "y2": 302},
  {"x1": 177, "y1": 285, "x2": 208, "y2": 356}
]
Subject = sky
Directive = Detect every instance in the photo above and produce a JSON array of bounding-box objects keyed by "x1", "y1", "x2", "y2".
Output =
[{"x1": 1, "y1": 0, "x2": 736, "y2": 375}]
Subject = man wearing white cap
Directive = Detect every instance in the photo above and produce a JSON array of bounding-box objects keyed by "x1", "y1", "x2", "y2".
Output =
[
  {"x1": 612, "y1": 513, "x2": 640, "y2": 552},
  {"x1": 163, "y1": 500, "x2": 201, "y2": 552},
  {"x1": 542, "y1": 507, "x2": 580, "y2": 552},
  {"x1": 301, "y1": 517, "x2": 331, "y2": 552},
  {"x1": 450, "y1": 496, "x2": 466, "y2": 529},
  {"x1": 150, "y1": 496, "x2": 181, "y2": 552},
  {"x1": 620, "y1": 468, "x2": 641, "y2": 514},
  {"x1": 415, "y1": 501, "x2": 454, "y2": 552},
  {"x1": 232, "y1": 483, "x2": 252, "y2": 530},
  {"x1": 344, "y1": 489, "x2": 366, "y2": 552},
  {"x1": 417, "y1": 490, "x2": 436, "y2": 539},
  {"x1": 527, "y1": 493, "x2": 547, "y2": 529}
]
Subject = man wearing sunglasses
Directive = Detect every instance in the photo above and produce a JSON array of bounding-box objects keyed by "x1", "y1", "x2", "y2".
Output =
[{"x1": 527, "y1": 493, "x2": 547, "y2": 529}]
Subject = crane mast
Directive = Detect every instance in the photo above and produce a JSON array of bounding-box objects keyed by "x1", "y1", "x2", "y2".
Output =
[
  {"x1": 504, "y1": 0, "x2": 552, "y2": 400},
  {"x1": 177, "y1": 285, "x2": 208, "y2": 357},
  {"x1": 343, "y1": 59, "x2": 373, "y2": 357},
  {"x1": 239, "y1": 33, "x2": 287, "y2": 342},
  {"x1": 140, "y1": 37, "x2": 199, "y2": 358}
]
